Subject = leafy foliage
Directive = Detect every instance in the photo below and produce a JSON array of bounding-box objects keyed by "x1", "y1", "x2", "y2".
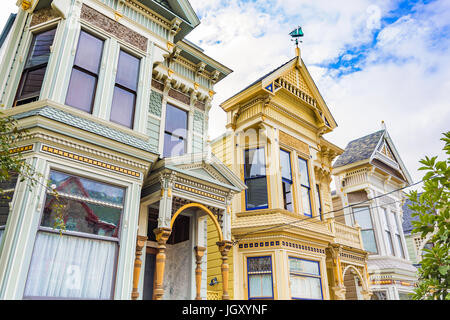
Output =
[
  {"x1": 0, "y1": 111, "x2": 65, "y2": 232},
  {"x1": 408, "y1": 132, "x2": 450, "y2": 300},
  {"x1": 0, "y1": 111, "x2": 42, "y2": 193}
]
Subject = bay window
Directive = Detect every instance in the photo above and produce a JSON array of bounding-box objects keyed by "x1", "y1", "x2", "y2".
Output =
[
  {"x1": 352, "y1": 206, "x2": 378, "y2": 253},
  {"x1": 280, "y1": 149, "x2": 293, "y2": 212},
  {"x1": 24, "y1": 170, "x2": 125, "y2": 299},
  {"x1": 289, "y1": 257, "x2": 323, "y2": 300},
  {"x1": 163, "y1": 103, "x2": 188, "y2": 158},
  {"x1": 110, "y1": 50, "x2": 140, "y2": 128},
  {"x1": 244, "y1": 148, "x2": 268, "y2": 210},
  {"x1": 247, "y1": 256, "x2": 273, "y2": 299},
  {"x1": 298, "y1": 157, "x2": 312, "y2": 216},
  {"x1": 14, "y1": 28, "x2": 56, "y2": 106},
  {"x1": 65, "y1": 30, "x2": 104, "y2": 113}
]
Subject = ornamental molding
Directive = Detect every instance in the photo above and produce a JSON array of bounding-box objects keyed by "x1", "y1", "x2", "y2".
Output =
[
  {"x1": 177, "y1": 162, "x2": 229, "y2": 185},
  {"x1": 122, "y1": 0, "x2": 172, "y2": 29},
  {"x1": 41, "y1": 145, "x2": 141, "y2": 178},
  {"x1": 13, "y1": 132, "x2": 148, "y2": 170}
]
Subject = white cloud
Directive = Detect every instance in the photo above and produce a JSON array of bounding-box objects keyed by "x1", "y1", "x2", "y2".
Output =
[{"x1": 187, "y1": 0, "x2": 450, "y2": 187}]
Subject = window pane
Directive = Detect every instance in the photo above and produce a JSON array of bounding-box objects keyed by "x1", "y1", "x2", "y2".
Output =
[
  {"x1": 49, "y1": 171, "x2": 125, "y2": 205},
  {"x1": 0, "y1": 174, "x2": 18, "y2": 228},
  {"x1": 298, "y1": 158, "x2": 310, "y2": 187},
  {"x1": 396, "y1": 234, "x2": 405, "y2": 258},
  {"x1": 74, "y1": 31, "x2": 103, "y2": 74},
  {"x1": 42, "y1": 195, "x2": 122, "y2": 238},
  {"x1": 316, "y1": 185, "x2": 322, "y2": 219},
  {"x1": 163, "y1": 132, "x2": 185, "y2": 158},
  {"x1": 249, "y1": 274, "x2": 272, "y2": 298},
  {"x1": 289, "y1": 258, "x2": 320, "y2": 276},
  {"x1": 25, "y1": 28, "x2": 56, "y2": 69},
  {"x1": 353, "y1": 206, "x2": 373, "y2": 229},
  {"x1": 385, "y1": 231, "x2": 394, "y2": 256},
  {"x1": 19, "y1": 67, "x2": 46, "y2": 97},
  {"x1": 390, "y1": 212, "x2": 400, "y2": 234},
  {"x1": 115, "y1": 50, "x2": 140, "y2": 91},
  {"x1": 290, "y1": 275, "x2": 322, "y2": 300},
  {"x1": 280, "y1": 150, "x2": 292, "y2": 180},
  {"x1": 110, "y1": 86, "x2": 136, "y2": 128},
  {"x1": 282, "y1": 181, "x2": 293, "y2": 212},
  {"x1": 24, "y1": 232, "x2": 116, "y2": 299},
  {"x1": 246, "y1": 178, "x2": 268, "y2": 209},
  {"x1": 301, "y1": 186, "x2": 311, "y2": 216},
  {"x1": 245, "y1": 148, "x2": 266, "y2": 178},
  {"x1": 361, "y1": 230, "x2": 377, "y2": 253},
  {"x1": 164, "y1": 104, "x2": 188, "y2": 138},
  {"x1": 248, "y1": 256, "x2": 272, "y2": 273},
  {"x1": 65, "y1": 68, "x2": 97, "y2": 113}
]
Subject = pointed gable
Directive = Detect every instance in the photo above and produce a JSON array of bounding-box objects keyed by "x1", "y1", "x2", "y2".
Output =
[
  {"x1": 221, "y1": 55, "x2": 338, "y2": 132},
  {"x1": 334, "y1": 129, "x2": 413, "y2": 184},
  {"x1": 333, "y1": 130, "x2": 384, "y2": 168}
]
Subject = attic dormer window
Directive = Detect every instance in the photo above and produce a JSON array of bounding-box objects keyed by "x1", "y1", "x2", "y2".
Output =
[{"x1": 14, "y1": 27, "x2": 56, "y2": 106}]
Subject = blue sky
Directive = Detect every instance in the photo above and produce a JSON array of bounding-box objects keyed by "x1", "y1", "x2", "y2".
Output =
[
  {"x1": 185, "y1": 0, "x2": 450, "y2": 188},
  {"x1": 0, "y1": 0, "x2": 448, "y2": 188}
]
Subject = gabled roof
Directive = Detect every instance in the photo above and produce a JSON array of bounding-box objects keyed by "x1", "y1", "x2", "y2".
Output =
[
  {"x1": 220, "y1": 55, "x2": 338, "y2": 131},
  {"x1": 334, "y1": 130, "x2": 385, "y2": 168},
  {"x1": 333, "y1": 129, "x2": 413, "y2": 184}
]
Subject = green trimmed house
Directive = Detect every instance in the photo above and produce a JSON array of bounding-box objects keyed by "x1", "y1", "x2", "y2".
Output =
[{"x1": 0, "y1": 0, "x2": 244, "y2": 300}]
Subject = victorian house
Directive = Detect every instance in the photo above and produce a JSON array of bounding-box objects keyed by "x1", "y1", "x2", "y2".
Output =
[
  {"x1": 210, "y1": 47, "x2": 372, "y2": 300},
  {"x1": 0, "y1": 0, "x2": 245, "y2": 300},
  {"x1": 332, "y1": 128, "x2": 418, "y2": 300}
]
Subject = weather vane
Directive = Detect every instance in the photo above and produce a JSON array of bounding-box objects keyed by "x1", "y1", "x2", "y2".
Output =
[{"x1": 289, "y1": 26, "x2": 304, "y2": 48}]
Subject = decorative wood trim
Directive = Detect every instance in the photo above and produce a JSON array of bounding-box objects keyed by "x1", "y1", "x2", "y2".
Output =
[
  {"x1": 279, "y1": 130, "x2": 309, "y2": 156},
  {"x1": 80, "y1": 4, "x2": 148, "y2": 52},
  {"x1": 41, "y1": 145, "x2": 141, "y2": 178}
]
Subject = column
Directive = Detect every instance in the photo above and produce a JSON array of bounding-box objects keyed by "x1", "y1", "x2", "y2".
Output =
[
  {"x1": 131, "y1": 235, "x2": 147, "y2": 300},
  {"x1": 217, "y1": 240, "x2": 233, "y2": 300},
  {"x1": 153, "y1": 227, "x2": 172, "y2": 300},
  {"x1": 194, "y1": 246, "x2": 206, "y2": 300}
]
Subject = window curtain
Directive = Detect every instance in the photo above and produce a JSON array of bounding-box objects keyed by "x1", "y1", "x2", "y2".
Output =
[
  {"x1": 249, "y1": 274, "x2": 272, "y2": 298},
  {"x1": 290, "y1": 275, "x2": 322, "y2": 299},
  {"x1": 24, "y1": 232, "x2": 116, "y2": 299}
]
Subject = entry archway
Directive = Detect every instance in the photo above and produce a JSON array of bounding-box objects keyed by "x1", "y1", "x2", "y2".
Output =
[
  {"x1": 342, "y1": 265, "x2": 369, "y2": 300},
  {"x1": 170, "y1": 202, "x2": 224, "y2": 243}
]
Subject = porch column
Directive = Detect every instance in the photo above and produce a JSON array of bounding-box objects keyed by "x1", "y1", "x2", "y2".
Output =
[
  {"x1": 153, "y1": 227, "x2": 172, "y2": 300},
  {"x1": 194, "y1": 246, "x2": 206, "y2": 300},
  {"x1": 217, "y1": 240, "x2": 233, "y2": 300},
  {"x1": 131, "y1": 236, "x2": 148, "y2": 300},
  {"x1": 360, "y1": 290, "x2": 373, "y2": 300},
  {"x1": 332, "y1": 286, "x2": 347, "y2": 300}
]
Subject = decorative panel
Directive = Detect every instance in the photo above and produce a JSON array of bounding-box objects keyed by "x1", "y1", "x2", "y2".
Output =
[
  {"x1": 30, "y1": 7, "x2": 60, "y2": 27},
  {"x1": 279, "y1": 130, "x2": 309, "y2": 155},
  {"x1": 193, "y1": 110, "x2": 204, "y2": 134},
  {"x1": 149, "y1": 91, "x2": 163, "y2": 117},
  {"x1": 80, "y1": 4, "x2": 148, "y2": 52}
]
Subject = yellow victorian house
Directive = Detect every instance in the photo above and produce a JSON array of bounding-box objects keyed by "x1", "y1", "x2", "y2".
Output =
[{"x1": 209, "y1": 47, "x2": 373, "y2": 300}]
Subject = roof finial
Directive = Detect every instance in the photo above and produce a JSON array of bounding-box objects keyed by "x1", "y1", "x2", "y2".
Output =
[
  {"x1": 289, "y1": 26, "x2": 304, "y2": 58},
  {"x1": 381, "y1": 120, "x2": 386, "y2": 130}
]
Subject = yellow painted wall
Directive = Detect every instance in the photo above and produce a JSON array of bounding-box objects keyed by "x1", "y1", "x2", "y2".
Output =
[{"x1": 207, "y1": 134, "x2": 234, "y2": 299}]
